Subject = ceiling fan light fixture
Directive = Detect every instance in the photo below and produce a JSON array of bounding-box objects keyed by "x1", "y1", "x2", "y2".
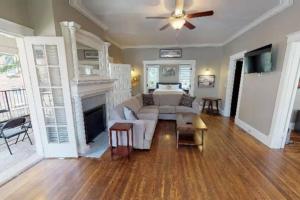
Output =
[{"x1": 170, "y1": 17, "x2": 186, "y2": 30}]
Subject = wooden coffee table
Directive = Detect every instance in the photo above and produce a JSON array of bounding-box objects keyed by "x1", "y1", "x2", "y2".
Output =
[{"x1": 176, "y1": 113, "x2": 207, "y2": 149}]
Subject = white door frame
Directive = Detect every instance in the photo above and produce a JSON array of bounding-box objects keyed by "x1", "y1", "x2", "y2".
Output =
[
  {"x1": 143, "y1": 60, "x2": 196, "y2": 95},
  {"x1": 223, "y1": 51, "x2": 247, "y2": 117},
  {"x1": 0, "y1": 18, "x2": 43, "y2": 185},
  {"x1": 268, "y1": 31, "x2": 300, "y2": 149},
  {"x1": 0, "y1": 18, "x2": 45, "y2": 155}
]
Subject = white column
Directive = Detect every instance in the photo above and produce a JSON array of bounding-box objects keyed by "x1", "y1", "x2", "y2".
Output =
[{"x1": 72, "y1": 94, "x2": 90, "y2": 154}]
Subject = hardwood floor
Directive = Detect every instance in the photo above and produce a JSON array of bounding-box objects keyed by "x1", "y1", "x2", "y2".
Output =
[{"x1": 1, "y1": 114, "x2": 300, "y2": 200}]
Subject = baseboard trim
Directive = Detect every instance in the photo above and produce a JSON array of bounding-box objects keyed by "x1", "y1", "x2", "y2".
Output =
[
  {"x1": 235, "y1": 118, "x2": 269, "y2": 146},
  {"x1": 289, "y1": 122, "x2": 295, "y2": 130}
]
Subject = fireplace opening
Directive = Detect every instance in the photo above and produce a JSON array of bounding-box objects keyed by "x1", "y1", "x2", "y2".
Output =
[{"x1": 83, "y1": 104, "x2": 106, "y2": 144}]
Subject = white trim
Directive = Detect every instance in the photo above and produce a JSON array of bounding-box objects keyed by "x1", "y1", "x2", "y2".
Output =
[
  {"x1": 235, "y1": 118, "x2": 269, "y2": 146},
  {"x1": 69, "y1": 0, "x2": 292, "y2": 49},
  {"x1": 289, "y1": 122, "x2": 295, "y2": 130},
  {"x1": 143, "y1": 60, "x2": 196, "y2": 96},
  {"x1": 122, "y1": 43, "x2": 223, "y2": 49},
  {"x1": 68, "y1": 1, "x2": 123, "y2": 49},
  {"x1": 268, "y1": 30, "x2": 300, "y2": 149},
  {"x1": 0, "y1": 18, "x2": 33, "y2": 37},
  {"x1": 105, "y1": 35, "x2": 122, "y2": 49},
  {"x1": 223, "y1": 51, "x2": 247, "y2": 117},
  {"x1": 16, "y1": 38, "x2": 45, "y2": 156}
]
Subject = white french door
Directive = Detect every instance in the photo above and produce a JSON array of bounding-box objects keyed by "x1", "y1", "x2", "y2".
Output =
[{"x1": 22, "y1": 37, "x2": 78, "y2": 158}]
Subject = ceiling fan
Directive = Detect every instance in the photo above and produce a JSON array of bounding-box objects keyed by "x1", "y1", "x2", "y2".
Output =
[{"x1": 145, "y1": 0, "x2": 214, "y2": 31}]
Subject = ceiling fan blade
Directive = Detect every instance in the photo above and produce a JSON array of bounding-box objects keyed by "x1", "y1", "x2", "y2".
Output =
[
  {"x1": 160, "y1": 24, "x2": 170, "y2": 31},
  {"x1": 187, "y1": 10, "x2": 214, "y2": 18},
  {"x1": 146, "y1": 16, "x2": 169, "y2": 19},
  {"x1": 175, "y1": 0, "x2": 184, "y2": 15},
  {"x1": 184, "y1": 21, "x2": 196, "y2": 30}
]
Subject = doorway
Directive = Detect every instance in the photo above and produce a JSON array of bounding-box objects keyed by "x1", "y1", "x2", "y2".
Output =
[
  {"x1": 230, "y1": 60, "x2": 243, "y2": 117},
  {"x1": 0, "y1": 33, "x2": 41, "y2": 185}
]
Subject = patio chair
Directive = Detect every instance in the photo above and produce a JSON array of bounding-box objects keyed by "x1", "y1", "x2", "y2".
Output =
[{"x1": 0, "y1": 117, "x2": 32, "y2": 155}]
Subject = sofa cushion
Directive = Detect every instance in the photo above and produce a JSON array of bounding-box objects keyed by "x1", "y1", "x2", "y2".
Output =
[
  {"x1": 143, "y1": 94, "x2": 155, "y2": 106},
  {"x1": 124, "y1": 106, "x2": 138, "y2": 120},
  {"x1": 158, "y1": 94, "x2": 182, "y2": 106},
  {"x1": 144, "y1": 120, "x2": 156, "y2": 141},
  {"x1": 159, "y1": 105, "x2": 176, "y2": 114},
  {"x1": 153, "y1": 94, "x2": 160, "y2": 106},
  {"x1": 176, "y1": 106, "x2": 196, "y2": 114},
  {"x1": 123, "y1": 97, "x2": 142, "y2": 113},
  {"x1": 139, "y1": 106, "x2": 159, "y2": 114},
  {"x1": 137, "y1": 112, "x2": 158, "y2": 121},
  {"x1": 179, "y1": 94, "x2": 196, "y2": 107}
]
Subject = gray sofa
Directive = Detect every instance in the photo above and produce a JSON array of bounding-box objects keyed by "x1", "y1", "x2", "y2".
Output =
[{"x1": 108, "y1": 93, "x2": 200, "y2": 149}]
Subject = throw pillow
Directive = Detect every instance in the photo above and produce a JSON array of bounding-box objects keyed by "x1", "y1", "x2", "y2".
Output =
[
  {"x1": 179, "y1": 94, "x2": 196, "y2": 107},
  {"x1": 142, "y1": 93, "x2": 154, "y2": 106},
  {"x1": 166, "y1": 85, "x2": 172, "y2": 90},
  {"x1": 123, "y1": 106, "x2": 138, "y2": 120}
]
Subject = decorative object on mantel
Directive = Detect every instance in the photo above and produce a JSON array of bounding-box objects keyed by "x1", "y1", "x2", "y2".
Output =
[
  {"x1": 84, "y1": 50, "x2": 98, "y2": 59},
  {"x1": 161, "y1": 65, "x2": 176, "y2": 76},
  {"x1": 159, "y1": 49, "x2": 182, "y2": 58},
  {"x1": 198, "y1": 75, "x2": 215, "y2": 88}
]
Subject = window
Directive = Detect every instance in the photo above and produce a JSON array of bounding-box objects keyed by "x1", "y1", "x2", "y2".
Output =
[
  {"x1": 0, "y1": 53, "x2": 23, "y2": 90},
  {"x1": 147, "y1": 65, "x2": 159, "y2": 89},
  {"x1": 179, "y1": 65, "x2": 192, "y2": 89}
]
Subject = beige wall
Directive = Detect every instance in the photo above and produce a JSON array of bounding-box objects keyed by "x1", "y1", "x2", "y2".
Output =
[
  {"x1": 0, "y1": 0, "x2": 123, "y2": 62},
  {"x1": 28, "y1": 0, "x2": 56, "y2": 36},
  {"x1": 51, "y1": 0, "x2": 123, "y2": 63},
  {"x1": 220, "y1": 0, "x2": 300, "y2": 135},
  {"x1": 0, "y1": 0, "x2": 32, "y2": 28},
  {"x1": 123, "y1": 47, "x2": 223, "y2": 98}
]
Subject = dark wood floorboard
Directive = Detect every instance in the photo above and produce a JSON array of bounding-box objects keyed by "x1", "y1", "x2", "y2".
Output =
[{"x1": 1, "y1": 114, "x2": 300, "y2": 200}]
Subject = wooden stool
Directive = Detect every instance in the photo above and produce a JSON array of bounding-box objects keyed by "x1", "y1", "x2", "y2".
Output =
[{"x1": 109, "y1": 123, "x2": 133, "y2": 160}]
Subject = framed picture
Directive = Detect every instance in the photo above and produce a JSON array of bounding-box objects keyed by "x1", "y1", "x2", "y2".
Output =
[
  {"x1": 198, "y1": 75, "x2": 215, "y2": 88},
  {"x1": 161, "y1": 66, "x2": 176, "y2": 77},
  {"x1": 84, "y1": 50, "x2": 99, "y2": 59},
  {"x1": 159, "y1": 49, "x2": 182, "y2": 58}
]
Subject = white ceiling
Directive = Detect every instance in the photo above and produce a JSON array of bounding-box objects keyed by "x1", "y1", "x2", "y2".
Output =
[{"x1": 81, "y1": 0, "x2": 281, "y2": 48}]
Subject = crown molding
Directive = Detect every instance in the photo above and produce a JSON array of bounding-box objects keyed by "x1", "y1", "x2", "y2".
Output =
[
  {"x1": 69, "y1": 0, "x2": 108, "y2": 31},
  {"x1": 104, "y1": 35, "x2": 122, "y2": 49},
  {"x1": 70, "y1": 0, "x2": 293, "y2": 49},
  {"x1": 221, "y1": 0, "x2": 293, "y2": 46},
  {"x1": 122, "y1": 43, "x2": 222, "y2": 49}
]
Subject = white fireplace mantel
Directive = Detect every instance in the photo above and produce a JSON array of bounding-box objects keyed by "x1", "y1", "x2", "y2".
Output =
[
  {"x1": 71, "y1": 79, "x2": 115, "y2": 99},
  {"x1": 71, "y1": 79, "x2": 115, "y2": 154},
  {"x1": 60, "y1": 21, "x2": 115, "y2": 154}
]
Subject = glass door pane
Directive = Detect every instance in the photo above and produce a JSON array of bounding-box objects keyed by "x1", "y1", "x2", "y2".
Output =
[{"x1": 33, "y1": 44, "x2": 69, "y2": 144}]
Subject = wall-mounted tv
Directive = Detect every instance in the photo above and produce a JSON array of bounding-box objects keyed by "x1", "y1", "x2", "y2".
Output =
[{"x1": 244, "y1": 44, "x2": 273, "y2": 74}]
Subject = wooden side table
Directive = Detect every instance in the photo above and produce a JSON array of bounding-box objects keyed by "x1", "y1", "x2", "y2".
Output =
[
  {"x1": 109, "y1": 123, "x2": 134, "y2": 160},
  {"x1": 202, "y1": 97, "x2": 222, "y2": 114}
]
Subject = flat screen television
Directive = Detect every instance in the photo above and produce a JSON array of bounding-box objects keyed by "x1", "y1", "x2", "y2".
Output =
[{"x1": 244, "y1": 44, "x2": 273, "y2": 73}]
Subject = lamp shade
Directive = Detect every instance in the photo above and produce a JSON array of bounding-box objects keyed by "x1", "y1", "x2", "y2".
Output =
[{"x1": 170, "y1": 18, "x2": 185, "y2": 30}]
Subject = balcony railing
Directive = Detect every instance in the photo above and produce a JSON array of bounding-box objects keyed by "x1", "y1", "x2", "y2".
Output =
[{"x1": 0, "y1": 89, "x2": 29, "y2": 122}]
